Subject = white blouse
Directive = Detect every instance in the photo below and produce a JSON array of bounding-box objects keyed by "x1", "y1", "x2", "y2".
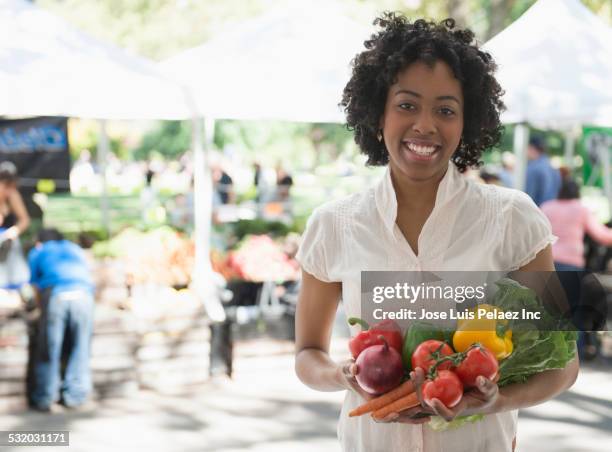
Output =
[{"x1": 296, "y1": 162, "x2": 556, "y2": 452}]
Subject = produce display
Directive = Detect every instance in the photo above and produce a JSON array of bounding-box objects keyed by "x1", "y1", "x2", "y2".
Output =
[
  {"x1": 93, "y1": 226, "x2": 298, "y2": 289},
  {"x1": 346, "y1": 278, "x2": 577, "y2": 430},
  {"x1": 212, "y1": 234, "x2": 299, "y2": 283},
  {"x1": 93, "y1": 226, "x2": 194, "y2": 287}
]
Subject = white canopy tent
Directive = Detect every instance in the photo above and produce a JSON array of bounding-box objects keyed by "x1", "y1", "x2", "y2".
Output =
[
  {"x1": 160, "y1": 2, "x2": 371, "y2": 123},
  {"x1": 483, "y1": 0, "x2": 612, "y2": 200},
  {"x1": 0, "y1": 0, "x2": 233, "y2": 320},
  {"x1": 0, "y1": 0, "x2": 193, "y2": 120}
]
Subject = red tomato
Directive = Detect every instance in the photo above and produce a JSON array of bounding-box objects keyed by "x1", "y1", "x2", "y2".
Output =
[
  {"x1": 455, "y1": 345, "x2": 499, "y2": 388},
  {"x1": 421, "y1": 370, "x2": 463, "y2": 408},
  {"x1": 411, "y1": 340, "x2": 454, "y2": 373}
]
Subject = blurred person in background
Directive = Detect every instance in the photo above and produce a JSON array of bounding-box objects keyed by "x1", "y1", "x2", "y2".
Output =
[
  {"x1": 525, "y1": 136, "x2": 561, "y2": 206},
  {"x1": 28, "y1": 228, "x2": 95, "y2": 412},
  {"x1": 253, "y1": 162, "x2": 264, "y2": 202},
  {"x1": 479, "y1": 170, "x2": 502, "y2": 186},
  {"x1": 498, "y1": 152, "x2": 515, "y2": 188},
  {"x1": 69, "y1": 149, "x2": 95, "y2": 194},
  {"x1": 0, "y1": 161, "x2": 31, "y2": 290},
  {"x1": 140, "y1": 166, "x2": 160, "y2": 224},
  {"x1": 275, "y1": 164, "x2": 294, "y2": 202},
  {"x1": 541, "y1": 177, "x2": 612, "y2": 357},
  {"x1": 541, "y1": 177, "x2": 612, "y2": 271},
  {"x1": 212, "y1": 163, "x2": 235, "y2": 205}
]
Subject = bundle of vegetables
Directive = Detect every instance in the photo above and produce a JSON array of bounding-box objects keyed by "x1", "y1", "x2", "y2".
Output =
[
  {"x1": 226, "y1": 234, "x2": 299, "y2": 282},
  {"x1": 347, "y1": 321, "x2": 498, "y2": 423},
  {"x1": 348, "y1": 278, "x2": 577, "y2": 431}
]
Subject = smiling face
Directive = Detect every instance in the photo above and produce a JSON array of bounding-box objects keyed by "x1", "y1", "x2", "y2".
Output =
[{"x1": 380, "y1": 60, "x2": 464, "y2": 183}]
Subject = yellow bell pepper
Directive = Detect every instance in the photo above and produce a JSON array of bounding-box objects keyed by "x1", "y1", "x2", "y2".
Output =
[{"x1": 453, "y1": 304, "x2": 513, "y2": 361}]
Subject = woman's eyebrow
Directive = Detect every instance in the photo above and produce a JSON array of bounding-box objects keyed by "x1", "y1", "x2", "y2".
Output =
[{"x1": 394, "y1": 89, "x2": 461, "y2": 105}]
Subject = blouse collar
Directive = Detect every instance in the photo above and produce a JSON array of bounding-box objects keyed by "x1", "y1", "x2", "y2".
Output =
[{"x1": 374, "y1": 161, "x2": 466, "y2": 233}]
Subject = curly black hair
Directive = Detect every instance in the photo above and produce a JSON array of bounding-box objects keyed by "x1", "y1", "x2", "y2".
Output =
[{"x1": 340, "y1": 13, "x2": 505, "y2": 172}]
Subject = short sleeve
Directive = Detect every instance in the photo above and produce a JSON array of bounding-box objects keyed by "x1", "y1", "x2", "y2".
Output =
[
  {"x1": 295, "y1": 206, "x2": 340, "y2": 283},
  {"x1": 503, "y1": 190, "x2": 557, "y2": 270}
]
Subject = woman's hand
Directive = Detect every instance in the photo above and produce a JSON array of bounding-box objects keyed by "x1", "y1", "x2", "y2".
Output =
[
  {"x1": 341, "y1": 362, "x2": 433, "y2": 425},
  {"x1": 410, "y1": 367, "x2": 499, "y2": 422},
  {"x1": 337, "y1": 359, "x2": 375, "y2": 402}
]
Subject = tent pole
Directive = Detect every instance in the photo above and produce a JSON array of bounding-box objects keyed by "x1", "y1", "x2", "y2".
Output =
[
  {"x1": 564, "y1": 126, "x2": 579, "y2": 170},
  {"x1": 97, "y1": 119, "x2": 110, "y2": 238},
  {"x1": 600, "y1": 145, "x2": 612, "y2": 217},
  {"x1": 512, "y1": 123, "x2": 529, "y2": 191},
  {"x1": 192, "y1": 116, "x2": 225, "y2": 322}
]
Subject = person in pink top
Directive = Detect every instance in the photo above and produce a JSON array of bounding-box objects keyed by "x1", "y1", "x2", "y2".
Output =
[
  {"x1": 541, "y1": 177, "x2": 612, "y2": 359},
  {"x1": 541, "y1": 178, "x2": 612, "y2": 271}
]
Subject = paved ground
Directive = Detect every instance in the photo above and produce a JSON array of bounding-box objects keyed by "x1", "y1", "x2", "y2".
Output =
[{"x1": 0, "y1": 335, "x2": 610, "y2": 452}]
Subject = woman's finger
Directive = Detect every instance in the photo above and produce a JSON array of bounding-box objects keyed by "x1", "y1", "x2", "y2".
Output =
[
  {"x1": 341, "y1": 361, "x2": 355, "y2": 378},
  {"x1": 394, "y1": 414, "x2": 431, "y2": 424},
  {"x1": 395, "y1": 405, "x2": 432, "y2": 424},
  {"x1": 371, "y1": 411, "x2": 399, "y2": 423},
  {"x1": 429, "y1": 400, "x2": 454, "y2": 422},
  {"x1": 410, "y1": 367, "x2": 429, "y2": 409},
  {"x1": 476, "y1": 376, "x2": 498, "y2": 399}
]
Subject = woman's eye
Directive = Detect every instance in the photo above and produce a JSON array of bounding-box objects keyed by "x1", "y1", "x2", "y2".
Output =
[
  {"x1": 439, "y1": 107, "x2": 455, "y2": 116},
  {"x1": 399, "y1": 103, "x2": 415, "y2": 111}
]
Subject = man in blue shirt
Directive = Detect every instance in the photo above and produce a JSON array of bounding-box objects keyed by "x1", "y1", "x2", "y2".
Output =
[
  {"x1": 28, "y1": 228, "x2": 95, "y2": 412},
  {"x1": 525, "y1": 136, "x2": 561, "y2": 206}
]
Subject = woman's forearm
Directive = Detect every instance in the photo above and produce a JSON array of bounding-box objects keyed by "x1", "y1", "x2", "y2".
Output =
[
  {"x1": 16, "y1": 213, "x2": 30, "y2": 234},
  {"x1": 490, "y1": 354, "x2": 579, "y2": 414},
  {"x1": 295, "y1": 347, "x2": 346, "y2": 392}
]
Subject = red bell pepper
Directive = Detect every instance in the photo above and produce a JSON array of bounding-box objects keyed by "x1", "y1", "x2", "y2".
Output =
[{"x1": 347, "y1": 317, "x2": 403, "y2": 359}]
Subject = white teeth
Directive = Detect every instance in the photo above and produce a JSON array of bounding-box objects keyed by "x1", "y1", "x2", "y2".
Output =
[{"x1": 406, "y1": 142, "x2": 437, "y2": 155}]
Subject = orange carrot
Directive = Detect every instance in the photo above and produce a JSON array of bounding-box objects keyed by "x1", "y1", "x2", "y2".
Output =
[
  {"x1": 371, "y1": 392, "x2": 420, "y2": 420},
  {"x1": 349, "y1": 380, "x2": 415, "y2": 417}
]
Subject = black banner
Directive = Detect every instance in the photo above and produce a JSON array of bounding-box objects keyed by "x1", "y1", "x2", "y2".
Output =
[{"x1": 0, "y1": 116, "x2": 70, "y2": 193}]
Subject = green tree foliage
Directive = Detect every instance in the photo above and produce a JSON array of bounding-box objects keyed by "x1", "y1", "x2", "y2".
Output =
[
  {"x1": 37, "y1": 0, "x2": 287, "y2": 60},
  {"x1": 213, "y1": 120, "x2": 315, "y2": 169},
  {"x1": 37, "y1": 0, "x2": 612, "y2": 60},
  {"x1": 133, "y1": 120, "x2": 191, "y2": 160}
]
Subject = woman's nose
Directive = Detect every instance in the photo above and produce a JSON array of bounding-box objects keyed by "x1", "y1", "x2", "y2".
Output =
[{"x1": 412, "y1": 112, "x2": 436, "y2": 135}]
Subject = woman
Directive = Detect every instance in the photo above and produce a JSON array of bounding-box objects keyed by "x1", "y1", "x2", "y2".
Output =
[
  {"x1": 0, "y1": 161, "x2": 31, "y2": 289},
  {"x1": 541, "y1": 177, "x2": 612, "y2": 358},
  {"x1": 541, "y1": 177, "x2": 612, "y2": 272},
  {"x1": 294, "y1": 15, "x2": 578, "y2": 452}
]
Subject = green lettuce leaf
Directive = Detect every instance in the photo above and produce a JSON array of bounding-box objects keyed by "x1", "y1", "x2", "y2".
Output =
[
  {"x1": 427, "y1": 414, "x2": 485, "y2": 432},
  {"x1": 491, "y1": 278, "x2": 577, "y2": 387}
]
